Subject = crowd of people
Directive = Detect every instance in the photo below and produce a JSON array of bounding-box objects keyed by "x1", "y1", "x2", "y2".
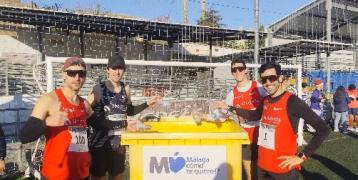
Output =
[
  {"x1": 301, "y1": 78, "x2": 358, "y2": 134},
  {"x1": 1, "y1": 55, "x2": 352, "y2": 179}
]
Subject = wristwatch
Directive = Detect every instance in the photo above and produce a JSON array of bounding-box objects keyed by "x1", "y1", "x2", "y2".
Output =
[
  {"x1": 228, "y1": 106, "x2": 236, "y2": 113},
  {"x1": 297, "y1": 152, "x2": 307, "y2": 161}
]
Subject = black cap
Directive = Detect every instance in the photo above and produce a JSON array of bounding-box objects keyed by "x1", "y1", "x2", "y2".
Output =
[{"x1": 108, "y1": 55, "x2": 125, "y2": 69}]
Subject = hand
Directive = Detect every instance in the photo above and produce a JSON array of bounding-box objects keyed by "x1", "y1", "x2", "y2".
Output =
[
  {"x1": 127, "y1": 120, "x2": 140, "y2": 131},
  {"x1": 147, "y1": 95, "x2": 163, "y2": 107},
  {"x1": 237, "y1": 116, "x2": 245, "y2": 124},
  {"x1": 278, "y1": 156, "x2": 304, "y2": 170},
  {"x1": 46, "y1": 103, "x2": 68, "y2": 127},
  {"x1": 0, "y1": 160, "x2": 5, "y2": 173},
  {"x1": 211, "y1": 101, "x2": 229, "y2": 110}
]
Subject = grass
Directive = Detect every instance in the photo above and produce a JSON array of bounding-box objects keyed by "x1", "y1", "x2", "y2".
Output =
[
  {"x1": 300, "y1": 131, "x2": 358, "y2": 179},
  {"x1": 6, "y1": 132, "x2": 358, "y2": 180}
]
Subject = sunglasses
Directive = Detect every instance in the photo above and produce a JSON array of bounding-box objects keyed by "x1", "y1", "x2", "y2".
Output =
[
  {"x1": 260, "y1": 75, "x2": 278, "y2": 84},
  {"x1": 231, "y1": 66, "x2": 246, "y2": 73},
  {"x1": 65, "y1": 70, "x2": 86, "y2": 78}
]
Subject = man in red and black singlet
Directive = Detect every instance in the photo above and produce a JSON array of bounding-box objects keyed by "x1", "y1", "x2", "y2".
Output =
[
  {"x1": 230, "y1": 63, "x2": 330, "y2": 180},
  {"x1": 225, "y1": 59, "x2": 266, "y2": 180},
  {"x1": 20, "y1": 57, "x2": 94, "y2": 180}
]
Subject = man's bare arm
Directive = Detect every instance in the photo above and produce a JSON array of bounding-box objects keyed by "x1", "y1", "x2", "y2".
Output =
[
  {"x1": 20, "y1": 93, "x2": 53, "y2": 143},
  {"x1": 20, "y1": 93, "x2": 69, "y2": 143}
]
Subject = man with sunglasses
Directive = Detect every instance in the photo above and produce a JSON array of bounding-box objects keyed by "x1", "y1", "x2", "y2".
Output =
[
  {"x1": 87, "y1": 55, "x2": 161, "y2": 180},
  {"x1": 20, "y1": 57, "x2": 94, "y2": 179},
  {"x1": 225, "y1": 59, "x2": 267, "y2": 180},
  {"x1": 229, "y1": 62, "x2": 330, "y2": 180}
]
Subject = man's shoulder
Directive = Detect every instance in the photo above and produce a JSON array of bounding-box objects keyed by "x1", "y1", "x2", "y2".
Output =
[
  {"x1": 35, "y1": 91, "x2": 58, "y2": 109},
  {"x1": 287, "y1": 93, "x2": 301, "y2": 102},
  {"x1": 42, "y1": 91, "x2": 57, "y2": 101},
  {"x1": 93, "y1": 83, "x2": 102, "y2": 89},
  {"x1": 91, "y1": 83, "x2": 104, "y2": 94}
]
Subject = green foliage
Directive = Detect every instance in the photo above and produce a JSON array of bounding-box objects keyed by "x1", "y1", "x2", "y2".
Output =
[
  {"x1": 246, "y1": 25, "x2": 265, "y2": 49},
  {"x1": 197, "y1": 8, "x2": 225, "y2": 28}
]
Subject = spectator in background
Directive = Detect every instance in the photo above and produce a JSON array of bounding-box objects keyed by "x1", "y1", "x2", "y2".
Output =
[
  {"x1": 301, "y1": 82, "x2": 310, "y2": 105},
  {"x1": 333, "y1": 86, "x2": 350, "y2": 133},
  {"x1": 300, "y1": 82, "x2": 311, "y2": 144},
  {"x1": 347, "y1": 84, "x2": 358, "y2": 132},
  {"x1": 0, "y1": 123, "x2": 6, "y2": 173},
  {"x1": 310, "y1": 79, "x2": 324, "y2": 117},
  {"x1": 307, "y1": 79, "x2": 324, "y2": 133}
]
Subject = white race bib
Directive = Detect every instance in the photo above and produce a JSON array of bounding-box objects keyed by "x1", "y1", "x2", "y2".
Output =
[
  {"x1": 108, "y1": 114, "x2": 127, "y2": 121},
  {"x1": 258, "y1": 122, "x2": 276, "y2": 150},
  {"x1": 108, "y1": 129, "x2": 126, "y2": 136},
  {"x1": 68, "y1": 127, "x2": 88, "y2": 152}
]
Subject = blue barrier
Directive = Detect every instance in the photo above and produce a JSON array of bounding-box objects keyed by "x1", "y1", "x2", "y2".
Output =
[{"x1": 306, "y1": 70, "x2": 358, "y2": 90}]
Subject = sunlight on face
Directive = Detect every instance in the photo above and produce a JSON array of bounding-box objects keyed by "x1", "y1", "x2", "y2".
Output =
[
  {"x1": 63, "y1": 65, "x2": 86, "y2": 91},
  {"x1": 107, "y1": 67, "x2": 124, "y2": 83},
  {"x1": 260, "y1": 68, "x2": 280, "y2": 96},
  {"x1": 231, "y1": 63, "x2": 247, "y2": 83}
]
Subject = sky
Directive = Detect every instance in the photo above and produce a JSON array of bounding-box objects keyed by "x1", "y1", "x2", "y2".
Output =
[{"x1": 23, "y1": 0, "x2": 313, "y2": 30}]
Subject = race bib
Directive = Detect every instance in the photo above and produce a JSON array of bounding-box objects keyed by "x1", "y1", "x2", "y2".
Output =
[
  {"x1": 108, "y1": 114, "x2": 127, "y2": 121},
  {"x1": 108, "y1": 128, "x2": 126, "y2": 136},
  {"x1": 258, "y1": 122, "x2": 276, "y2": 150},
  {"x1": 68, "y1": 127, "x2": 88, "y2": 152}
]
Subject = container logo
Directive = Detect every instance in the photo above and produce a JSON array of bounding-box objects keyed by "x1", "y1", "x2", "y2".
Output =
[
  {"x1": 150, "y1": 152, "x2": 185, "y2": 173},
  {"x1": 143, "y1": 146, "x2": 227, "y2": 179},
  {"x1": 169, "y1": 152, "x2": 186, "y2": 173}
]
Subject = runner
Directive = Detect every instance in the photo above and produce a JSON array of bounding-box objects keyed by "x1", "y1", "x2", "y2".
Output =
[
  {"x1": 88, "y1": 55, "x2": 162, "y2": 180},
  {"x1": 229, "y1": 62, "x2": 330, "y2": 180},
  {"x1": 20, "y1": 57, "x2": 94, "y2": 180},
  {"x1": 225, "y1": 58, "x2": 266, "y2": 180}
]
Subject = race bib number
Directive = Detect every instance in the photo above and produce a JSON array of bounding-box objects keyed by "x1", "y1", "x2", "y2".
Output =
[
  {"x1": 258, "y1": 123, "x2": 276, "y2": 150},
  {"x1": 68, "y1": 127, "x2": 88, "y2": 152}
]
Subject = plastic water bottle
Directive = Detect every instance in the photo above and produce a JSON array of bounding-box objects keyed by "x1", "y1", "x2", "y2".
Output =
[{"x1": 137, "y1": 121, "x2": 152, "y2": 131}]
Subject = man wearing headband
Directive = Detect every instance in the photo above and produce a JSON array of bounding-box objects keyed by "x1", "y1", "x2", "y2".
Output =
[{"x1": 20, "y1": 57, "x2": 95, "y2": 180}]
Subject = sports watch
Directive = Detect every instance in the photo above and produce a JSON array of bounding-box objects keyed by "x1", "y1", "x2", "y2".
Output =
[{"x1": 297, "y1": 152, "x2": 307, "y2": 161}]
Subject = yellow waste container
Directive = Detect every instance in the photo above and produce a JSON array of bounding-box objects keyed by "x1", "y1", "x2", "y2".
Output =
[{"x1": 121, "y1": 117, "x2": 249, "y2": 180}]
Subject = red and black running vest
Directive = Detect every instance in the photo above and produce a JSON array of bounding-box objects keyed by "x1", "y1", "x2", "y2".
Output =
[
  {"x1": 257, "y1": 92, "x2": 299, "y2": 173},
  {"x1": 42, "y1": 89, "x2": 89, "y2": 180},
  {"x1": 233, "y1": 81, "x2": 263, "y2": 143}
]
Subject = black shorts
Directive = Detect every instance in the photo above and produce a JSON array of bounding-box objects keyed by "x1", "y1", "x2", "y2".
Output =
[
  {"x1": 257, "y1": 167, "x2": 299, "y2": 180},
  {"x1": 89, "y1": 147, "x2": 126, "y2": 177},
  {"x1": 242, "y1": 143, "x2": 258, "y2": 161}
]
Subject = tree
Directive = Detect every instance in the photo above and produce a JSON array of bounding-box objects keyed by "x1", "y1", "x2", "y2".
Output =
[
  {"x1": 197, "y1": 8, "x2": 225, "y2": 28},
  {"x1": 246, "y1": 25, "x2": 265, "y2": 49},
  {"x1": 42, "y1": 3, "x2": 62, "y2": 11}
]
